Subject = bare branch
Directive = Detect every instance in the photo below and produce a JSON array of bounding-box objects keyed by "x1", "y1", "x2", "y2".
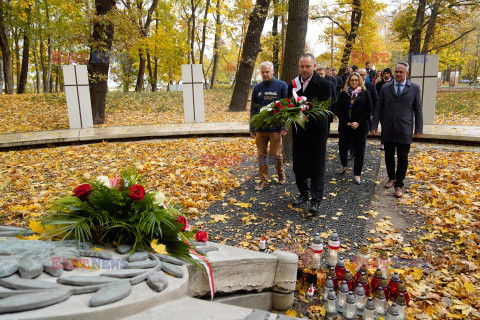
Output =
[
  {"x1": 427, "y1": 27, "x2": 476, "y2": 52},
  {"x1": 310, "y1": 15, "x2": 348, "y2": 36}
]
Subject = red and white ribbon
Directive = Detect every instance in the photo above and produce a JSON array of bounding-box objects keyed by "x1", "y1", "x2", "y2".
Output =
[
  {"x1": 190, "y1": 249, "x2": 215, "y2": 300},
  {"x1": 292, "y1": 77, "x2": 307, "y2": 104},
  {"x1": 328, "y1": 240, "x2": 340, "y2": 250}
]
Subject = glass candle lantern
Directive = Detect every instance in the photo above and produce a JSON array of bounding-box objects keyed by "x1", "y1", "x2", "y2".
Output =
[
  {"x1": 359, "y1": 273, "x2": 370, "y2": 296},
  {"x1": 386, "y1": 303, "x2": 401, "y2": 320},
  {"x1": 357, "y1": 243, "x2": 370, "y2": 269},
  {"x1": 323, "y1": 276, "x2": 334, "y2": 302},
  {"x1": 377, "y1": 249, "x2": 391, "y2": 279},
  {"x1": 354, "y1": 264, "x2": 367, "y2": 285},
  {"x1": 328, "y1": 266, "x2": 338, "y2": 290},
  {"x1": 388, "y1": 271, "x2": 401, "y2": 299},
  {"x1": 371, "y1": 268, "x2": 383, "y2": 293},
  {"x1": 335, "y1": 256, "x2": 346, "y2": 284},
  {"x1": 310, "y1": 233, "x2": 324, "y2": 269},
  {"x1": 344, "y1": 270, "x2": 354, "y2": 291},
  {"x1": 343, "y1": 292, "x2": 356, "y2": 320},
  {"x1": 363, "y1": 297, "x2": 376, "y2": 320},
  {"x1": 337, "y1": 280, "x2": 349, "y2": 314},
  {"x1": 396, "y1": 293, "x2": 407, "y2": 320},
  {"x1": 374, "y1": 286, "x2": 389, "y2": 318},
  {"x1": 327, "y1": 231, "x2": 340, "y2": 267},
  {"x1": 354, "y1": 284, "x2": 366, "y2": 316},
  {"x1": 379, "y1": 277, "x2": 391, "y2": 300},
  {"x1": 326, "y1": 289, "x2": 339, "y2": 319},
  {"x1": 396, "y1": 281, "x2": 410, "y2": 304}
]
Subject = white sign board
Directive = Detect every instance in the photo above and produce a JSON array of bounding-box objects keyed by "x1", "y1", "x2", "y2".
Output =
[
  {"x1": 182, "y1": 64, "x2": 205, "y2": 123},
  {"x1": 410, "y1": 54, "x2": 439, "y2": 126},
  {"x1": 63, "y1": 65, "x2": 94, "y2": 129}
]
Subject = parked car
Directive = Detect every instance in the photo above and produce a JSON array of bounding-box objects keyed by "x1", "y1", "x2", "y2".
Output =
[{"x1": 459, "y1": 79, "x2": 472, "y2": 84}]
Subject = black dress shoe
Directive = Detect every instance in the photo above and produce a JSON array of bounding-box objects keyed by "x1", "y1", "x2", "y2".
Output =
[
  {"x1": 309, "y1": 202, "x2": 320, "y2": 214},
  {"x1": 354, "y1": 177, "x2": 361, "y2": 185},
  {"x1": 292, "y1": 195, "x2": 309, "y2": 206}
]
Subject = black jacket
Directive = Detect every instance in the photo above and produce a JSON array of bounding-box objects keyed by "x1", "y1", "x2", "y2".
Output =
[
  {"x1": 287, "y1": 72, "x2": 332, "y2": 178},
  {"x1": 365, "y1": 81, "x2": 378, "y2": 111},
  {"x1": 336, "y1": 89, "x2": 372, "y2": 135}
]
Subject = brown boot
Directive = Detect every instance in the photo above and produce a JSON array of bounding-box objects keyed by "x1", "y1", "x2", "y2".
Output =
[{"x1": 255, "y1": 181, "x2": 268, "y2": 191}]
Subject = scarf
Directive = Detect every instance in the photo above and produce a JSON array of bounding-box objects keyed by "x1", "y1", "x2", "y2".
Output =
[{"x1": 291, "y1": 77, "x2": 307, "y2": 103}]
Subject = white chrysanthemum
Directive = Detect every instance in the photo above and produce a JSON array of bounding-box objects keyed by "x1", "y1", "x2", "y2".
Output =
[
  {"x1": 97, "y1": 176, "x2": 111, "y2": 187},
  {"x1": 153, "y1": 192, "x2": 166, "y2": 207}
]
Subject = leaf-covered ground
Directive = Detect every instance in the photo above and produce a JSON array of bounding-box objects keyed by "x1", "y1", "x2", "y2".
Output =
[
  {"x1": 1, "y1": 137, "x2": 479, "y2": 319},
  {"x1": 1, "y1": 88, "x2": 478, "y2": 134}
]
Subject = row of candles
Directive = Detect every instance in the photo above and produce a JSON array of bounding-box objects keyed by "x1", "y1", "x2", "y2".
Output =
[{"x1": 307, "y1": 232, "x2": 410, "y2": 319}]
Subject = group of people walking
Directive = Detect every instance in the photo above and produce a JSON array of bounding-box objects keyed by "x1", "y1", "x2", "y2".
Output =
[{"x1": 249, "y1": 54, "x2": 423, "y2": 215}]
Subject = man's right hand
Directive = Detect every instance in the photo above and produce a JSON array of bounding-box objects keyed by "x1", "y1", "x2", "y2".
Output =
[
  {"x1": 370, "y1": 130, "x2": 377, "y2": 136},
  {"x1": 250, "y1": 132, "x2": 256, "y2": 139}
]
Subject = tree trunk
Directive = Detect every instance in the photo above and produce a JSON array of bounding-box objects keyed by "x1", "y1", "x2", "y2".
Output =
[
  {"x1": 199, "y1": 0, "x2": 211, "y2": 79},
  {"x1": 0, "y1": 55, "x2": 3, "y2": 93},
  {"x1": 0, "y1": 0, "x2": 14, "y2": 94},
  {"x1": 88, "y1": 0, "x2": 116, "y2": 124},
  {"x1": 409, "y1": 0, "x2": 426, "y2": 54},
  {"x1": 33, "y1": 39, "x2": 40, "y2": 93},
  {"x1": 338, "y1": 0, "x2": 362, "y2": 76},
  {"x1": 40, "y1": 39, "x2": 47, "y2": 92},
  {"x1": 146, "y1": 48, "x2": 155, "y2": 92},
  {"x1": 210, "y1": 0, "x2": 222, "y2": 89},
  {"x1": 190, "y1": 0, "x2": 196, "y2": 64},
  {"x1": 280, "y1": 0, "x2": 310, "y2": 161},
  {"x1": 229, "y1": 0, "x2": 271, "y2": 111},
  {"x1": 13, "y1": 28, "x2": 20, "y2": 87},
  {"x1": 281, "y1": 1, "x2": 286, "y2": 78},
  {"x1": 421, "y1": 0, "x2": 440, "y2": 53},
  {"x1": 18, "y1": 31, "x2": 31, "y2": 94},
  {"x1": 272, "y1": 0, "x2": 279, "y2": 78}
]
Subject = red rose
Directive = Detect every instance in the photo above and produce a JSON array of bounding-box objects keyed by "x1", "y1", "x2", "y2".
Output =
[
  {"x1": 129, "y1": 184, "x2": 145, "y2": 201},
  {"x1": 286, "y1": 99, "x2": 291, "y2": 103},
  {"x1": 272, "y1": 110, "x2": 278, "y2": 114},
  {"x1": 288, "y1": 103, "x2": 294, "y2": 108},
  {"x1": 275, "y1": 102, "x2": 281, "y2": 107},
  {"x1": 73, "y1": 184, "x2": 93, "y2": 202},
  {"x1": 176, "y1": 215, "x2": 190, "y2": 232},
  {"x1": 195, "y1": 230, "x2": 208, "y2": 242},
  {"x1": 278, "y1": 105, "x2": 284, "y2": 110}
]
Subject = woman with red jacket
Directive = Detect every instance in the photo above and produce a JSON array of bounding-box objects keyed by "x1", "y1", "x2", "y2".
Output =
[{"x1": 335, "y1": 72, "x2": 372, "y2": 184}]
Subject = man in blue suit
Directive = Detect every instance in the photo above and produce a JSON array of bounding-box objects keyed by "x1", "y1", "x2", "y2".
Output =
[{"x1": 371, "y1": 62, "x2": 423, "y2": 198}]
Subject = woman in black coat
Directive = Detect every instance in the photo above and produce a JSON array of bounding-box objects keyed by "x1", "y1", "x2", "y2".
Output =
[{"x1": 335, "y1": 72, "x2": 372, "y2": 184}]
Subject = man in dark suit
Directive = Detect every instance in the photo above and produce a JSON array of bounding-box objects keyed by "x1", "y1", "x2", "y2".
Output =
[
  {"x1": 365, "y1": 61, "x2": 376, "y2": 82},
  {"x1": 288, "y1": 53, "x2": 332, "y2": 214},
  {"x1": 371, "y1": 62, "x2": 423, "y2": 198},
  {"x1": 376, "y1": 68, "x2": 392, "y2": 95}
]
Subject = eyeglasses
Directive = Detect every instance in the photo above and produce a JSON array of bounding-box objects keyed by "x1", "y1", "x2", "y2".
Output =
[{"x1": 350, "y1": 79, "x2": 360, "y2": 82}]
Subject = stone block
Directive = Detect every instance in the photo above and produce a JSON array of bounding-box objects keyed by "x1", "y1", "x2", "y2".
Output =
[
  {"x1": 187, "y1": 242, "x2": 277, "y2": 297},
  {"x1": 272, "y1": 251, "x2": 298, "y2": 294},
  {"x1": 271, "y1": 292, "x2": 294, "y2": 311},
  {"x1": 18, "y1": 259, "x2": 43, "y2": 279},
  {"x1": 214, "y1": 292, "x2": 272, "y2": 311}
]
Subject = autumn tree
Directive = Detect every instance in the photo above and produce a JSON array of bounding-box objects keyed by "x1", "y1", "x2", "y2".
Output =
[
  {"x1": 229, "y1": 0, "x2": 271, "y2": 111},
  {"x1": 0, "y1": 0, "x2": 13, "y2": 94},
  {"x1": 88, "y1": 0, "x2": 116, "y2": 124}
]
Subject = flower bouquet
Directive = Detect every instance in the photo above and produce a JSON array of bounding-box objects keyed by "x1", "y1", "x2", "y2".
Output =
[
  {"x1": 250, "y1": 95, "x2": 333, "y2": 131},
  {"x1": 41, "y1": 168, "x2": 200, "y2": 259}
]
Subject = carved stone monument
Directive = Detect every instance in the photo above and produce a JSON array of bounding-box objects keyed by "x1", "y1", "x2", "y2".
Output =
[
  {"x1": 409, "y1": 54, "x2": 439, "y2": 126},
  {"x1": 62, "y1": 65, "x2": 94, "y2": 129},
  {"x1": 182, "y1": 64, "x2": 205, "y2": 123}
]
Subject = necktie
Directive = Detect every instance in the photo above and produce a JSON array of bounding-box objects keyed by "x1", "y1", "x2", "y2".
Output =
[{"x1": 396, "y1": 84, "x2": 402, "y2": 96}]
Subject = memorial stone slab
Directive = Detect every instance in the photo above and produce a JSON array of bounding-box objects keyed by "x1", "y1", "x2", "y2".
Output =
[
  {"x1": 0, "y1": 260, "x2": 18, "y2": 278},
  {"x1": 0, "y1": 288, "x2": 72, "y2": 314},
  {"x1": 128, "y1": 252, "x2": 149, "y2": 262},
  {"x1": 43, "y1": 259, "x2": 64, "y2": 277},
  {"x1": 57, "y1": 276, "x2": 119, "y2": 286},
  {"x1": 101, "y1": 269, "x2": 148, "y2": 278},
  {"x1": 116, "y1": 244, "x2": 132, "y2": 254},
  {"x1": 155, "y1": 253, "x2": 184, "y2": 266},
  {"x1": 126, "y1": 259, "x2": 157, "y2": 269},
  {"x1": 147, "y1": 272, "x2": 169, "y2": 292},
  {"x1": 0, "y1": 278, "x2": 60, "y2": 290},
  {"x1": 18, "y1": 259, "x2": 43, "y2": 279},
  {"x1": 410, "y1": 54, "x2": 439, "y2": 125},
  {"x1": 161, "y1": 262, "x2": 184, "y2": 278},
  {"x1": 196, "y1": 245, "x2": 219, "y2": 255},
  {"x1": 89, "y1": 280, "x2": 132, "y2": 307}
]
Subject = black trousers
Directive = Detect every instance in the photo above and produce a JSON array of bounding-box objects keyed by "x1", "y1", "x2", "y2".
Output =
[
  {"x1": 339, "y1": 132, "x2": 367, "y2": 176},
  {"x1": 295, "y1": 175, "x2": 325, "y2": 204},
  {"x1": 384, "y1": 142, "x2": 411, "y2": 188}
]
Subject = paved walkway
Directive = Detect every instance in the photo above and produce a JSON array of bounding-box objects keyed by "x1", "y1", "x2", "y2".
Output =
[{"x1": 1, "y1": 121, "x2": 480, "y2": 148}]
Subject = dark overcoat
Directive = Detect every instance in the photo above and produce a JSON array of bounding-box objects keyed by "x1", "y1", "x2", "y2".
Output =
[
  {"x1": 371, "y1": 80, "x2": 423, "y2": 144},
  {"x1": 336, "y1": 89, "x2": 372, "y2": 135},
  {"x1": 287, "y1": 72, "x2": 332, "y2": 178}
]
